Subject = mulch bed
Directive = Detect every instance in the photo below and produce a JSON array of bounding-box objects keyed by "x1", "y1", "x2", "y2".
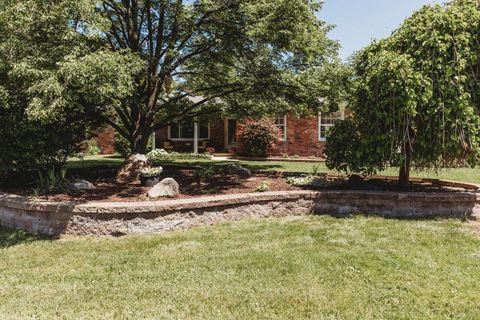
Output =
[{"x1": 3, "y1": 168, "x2": 301, "y2": 203}]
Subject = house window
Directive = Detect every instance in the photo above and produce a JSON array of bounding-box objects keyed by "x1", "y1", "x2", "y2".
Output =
[
  {"x1": 275, "y1": 115, "x2": 287, "y2": 141},
  {"x1": 169, "y1": 117, "x2": 210, "y2": 140},
  {"x1": 319, "y1": 111, "x2": 343, "y2": 141}
]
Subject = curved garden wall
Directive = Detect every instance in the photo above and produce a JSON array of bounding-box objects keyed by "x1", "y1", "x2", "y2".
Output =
[{"x1": 0, "y1": 190, "x2": 479, "y2": 236}]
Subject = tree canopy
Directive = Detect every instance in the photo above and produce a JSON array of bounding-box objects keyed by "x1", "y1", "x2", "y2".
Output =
[
  {"x1": 0, "y1": 0, "x2": 344, "y2": 159},
  {"x1": 0, "y1": 0, "x2": 101, "y2": 171},
  {"x1": 325, "y1": 0, "x2": 480, "y2": 186}
]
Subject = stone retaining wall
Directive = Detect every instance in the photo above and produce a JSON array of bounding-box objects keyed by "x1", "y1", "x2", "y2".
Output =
[{"x1": 0, "y1": 190, "x2": 479, "y2": 237}]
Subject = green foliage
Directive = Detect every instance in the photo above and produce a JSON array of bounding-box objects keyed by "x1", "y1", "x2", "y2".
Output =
[
  {"x1": 326, "y1": 0, "x2": 480, "y2": 180},
  {"x1": 147, "y1": 149, "x2": 212, "y2": 163},
  {"x1": 195, "y1": 165, "x2": 215, "y2": 185},
  {"x1": 114, "y1": 131, "x2": 131, "y2": 158},
  {"x1": 85, "y1": 140, "x2": 101, "y2": 156},
  {"x1": 64, "y1": 0, "x2": 343, "y2": 153},
  {"x1": 240, "y1": 121, "x2": 280, "y2": 157},
  {"x1": 33, "y1": 167, "x2": 70, "y2": 197},
  {"x1": 140, "y1": 167, "x2": 163, "y2": 177},
  {"x1": 254, "y1": 181, "x2": 270, "y2": 192},
  {"x1": 0, "y1": 0, "x2": 104, "y2": 172},
  {"x1": 325, "y1": 117, "x2": 381, "y2": 176},
  {"x1": 312, "y1": 164, "x2": 323, "y2": 176}
]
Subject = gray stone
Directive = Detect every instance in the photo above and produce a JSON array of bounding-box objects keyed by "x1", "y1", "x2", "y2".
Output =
[
  {"x1": 71, "y1": 179, "x2": 95, "y2": 191},
  {"x1": 148, "y1": 178, "x2": 180, "y2": 198},
  {"x1": 116, "y1": 154, "x2": 149, "y2": 184},
  {"x1": 225, "y1": 164, "x2": 252, "y2": 177}
]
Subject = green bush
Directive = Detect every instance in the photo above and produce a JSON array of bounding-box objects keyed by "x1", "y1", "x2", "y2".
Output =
[
  {"x1": 86, "y1": 139, "x2": 101, "y2": 156},
  {"x1": 147, "y1": 149, "x2": 212, "y2": 163},
  {"x1": 33, "y1": 168, "x2": 71, "y2": 197},
  {"x1": 240, "y1": 120, "x2": 280, "y2": 157},
  {"x1": 114, "y1": 131, "x2": 131, "y2": 158}
]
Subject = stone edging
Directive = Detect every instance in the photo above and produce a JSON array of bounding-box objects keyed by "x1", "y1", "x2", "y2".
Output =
[{"x1": 0, "y1": 190, "x2": 479, "y2": 236}]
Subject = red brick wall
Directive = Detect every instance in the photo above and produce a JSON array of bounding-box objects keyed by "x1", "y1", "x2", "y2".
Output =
[
  {"x1": 236, "y1": 115, "x2": 326, "y2": 157},
  {"x1": 93, "y1": 115, "x2": 327, "y2": 157},
  {"x1": 93, "y1": 126, "x2": 116, "y2": 155}
]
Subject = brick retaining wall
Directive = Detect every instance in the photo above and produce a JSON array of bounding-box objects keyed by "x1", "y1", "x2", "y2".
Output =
[{"x1": 0, "y1": 191, "x2": 479, "y2": 237}]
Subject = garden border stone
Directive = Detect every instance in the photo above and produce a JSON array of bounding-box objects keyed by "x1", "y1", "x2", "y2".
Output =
[{"x1": 0, "y1": 190, "x2": 479, "y2": 236}]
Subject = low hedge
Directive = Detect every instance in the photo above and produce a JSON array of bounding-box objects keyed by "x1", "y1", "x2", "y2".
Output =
[{"x1": 147, "y1": 150, "x2": 213, "y2": 163}]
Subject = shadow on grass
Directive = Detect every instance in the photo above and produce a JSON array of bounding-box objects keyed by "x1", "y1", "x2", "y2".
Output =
[
  {"x1": 0, "y1": 227, "x2": 51, "y2": 249},
  {"x1": 160, "y1": 160, "x2": 287, "y2": 172}
]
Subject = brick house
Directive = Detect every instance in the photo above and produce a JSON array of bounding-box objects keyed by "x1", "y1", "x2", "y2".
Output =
[
  {"x1": 94, "y1": 109, "x2": 345, "y2": 157},
  {"x1": 152, "y1": 111, "x2": 345, "y2": 157}
]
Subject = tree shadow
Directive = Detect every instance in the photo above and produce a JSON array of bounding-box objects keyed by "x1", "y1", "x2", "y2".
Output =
[
  {"x1": 0, "y1": 227, "x2": 51, "y2": 249},
  {"x1": 163, "y1": 160, "x2": 287, "y2": 173}
]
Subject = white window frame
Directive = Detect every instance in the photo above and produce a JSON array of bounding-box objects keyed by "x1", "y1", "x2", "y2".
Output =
[
  {"x1": 318, "y1": 111, "x2": 344, "y2": 142},
  {"x1": 168, "y1": 120, "x2": 210, "y2": 141},
  {"x1": 275, "y1": 115, "x2": 287, "y2": 141}
]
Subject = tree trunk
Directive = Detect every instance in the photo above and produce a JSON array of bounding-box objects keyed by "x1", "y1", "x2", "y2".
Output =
[
  {"x1": 132, "y1": 133, "x2": 150, "y2": 155},
  {"x1": 398, "y1": 146, "x2": 411, "y2": 188}
]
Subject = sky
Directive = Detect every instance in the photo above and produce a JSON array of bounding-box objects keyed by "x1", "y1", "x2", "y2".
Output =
[{"x1": 318, "y1": 0, "x2": 441, "y2": 60}]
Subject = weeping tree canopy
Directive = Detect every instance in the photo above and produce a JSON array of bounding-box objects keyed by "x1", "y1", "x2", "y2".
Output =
[
  {"x1": 68, "y1": 0, "x2": 344, "y2": 154},
  {"x1": 325, "y1": 0, "x2": 480, "y2": 186}
]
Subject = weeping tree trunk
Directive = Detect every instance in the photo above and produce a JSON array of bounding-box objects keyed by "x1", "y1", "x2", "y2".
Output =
[{"x1": 398, "y1": 144, "x2": 411, "y2": 188}]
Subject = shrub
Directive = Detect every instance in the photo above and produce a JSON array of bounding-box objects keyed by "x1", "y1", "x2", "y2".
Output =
[
  {"x1": 240, "y1": 120, "x2": 280, "y2": 157},
  {"x1": 286, "y1": 175, "x2": 345, "y2": 188},
  {"x1": 114, "y1": 131, "x2": 131, "y2": 158},
  {"x1": 254, "y1": 181, "x2": 270, "y2": 192},
  {"x1": 86, "y1": 139, "x2": 101, "y2": 156},
  {"x1": 33, "y1": 168, "x2": 71, "y2": 197},
  {"x1": 147, "y1": 149, "x2": 212, "y2": 163},
  {"x1": 140, "y1": 167, "x2": 163, "y2": 177},
  {"x1": 195, "y1": 165, "x2": 215, "y2": 187}
]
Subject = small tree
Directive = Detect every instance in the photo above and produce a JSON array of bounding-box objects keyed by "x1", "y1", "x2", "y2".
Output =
[
  {"x1": 240, "y1": 121, "x2": 280, "y2": 157},
  {"x1": 326, "y1": 0, "x2": 480, "y2": 187}
]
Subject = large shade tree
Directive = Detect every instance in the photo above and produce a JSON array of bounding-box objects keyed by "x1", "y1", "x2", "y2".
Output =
[
  {"x1": 0, "y1": 0, "x2": 114, "y2": 172},
  {"x1": 61, "y1": 0, "x2": 343, "y2": 154},
  {"x1": 325, "y1": 0, "x2": 480, "y2": 186}
]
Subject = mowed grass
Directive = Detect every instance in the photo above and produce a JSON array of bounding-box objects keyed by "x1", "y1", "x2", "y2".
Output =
[
  {"x1": 155, "y1": 158, "x2": 480, "y2": 184},
  {"x1": 1, "y1": 216, "x2": 479, "y2": 319}
]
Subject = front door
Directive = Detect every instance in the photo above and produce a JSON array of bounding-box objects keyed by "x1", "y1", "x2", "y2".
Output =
[{"x1": 225, "y1": 118, "x2": 237, "y2": 148}]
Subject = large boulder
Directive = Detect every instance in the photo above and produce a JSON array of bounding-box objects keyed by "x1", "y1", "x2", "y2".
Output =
[
  {"x1": 71, "y1": 179, "x2": 96, "y2": 192},
  {"x1": 224, "y1": 163, "x2": 252, "y2": 178},
  {"x1": 148, "y1": 178, "x2": 180, "y2": 198},
  {"x1": 116, "y1": 154, "x2": 149, "y2": 184}
]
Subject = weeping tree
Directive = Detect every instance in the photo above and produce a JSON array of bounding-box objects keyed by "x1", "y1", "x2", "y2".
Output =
[
  {"x1": 60, "y1": 0, "x2": 344, "y2": 154},
  {"x1": 325, "y1": 0, "x2": 480, "y2": 187}
]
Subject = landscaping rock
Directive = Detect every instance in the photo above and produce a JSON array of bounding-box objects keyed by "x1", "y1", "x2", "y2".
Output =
[
  {"x1": 148, "y1": 178, "x2": 180, "y2": 198},
  {"x1": 71, "y1": 179, "x2": 96, "y2": 192},
  {"x1": 116, "y1": 154, "x2": 149, "y2": 184},
  {"x1": 225, "y1": 163, "x2": 252, "y2": 177}
]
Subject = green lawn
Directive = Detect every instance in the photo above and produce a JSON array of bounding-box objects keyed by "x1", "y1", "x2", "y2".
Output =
[
  {"x1": 66, "y1": 154, "x2": 125, "y2": 169},
  {"x1": 67, "y1": 155, "x2": 480, "y2": 184},
  {"x1": 0, "y1": 216, "x2": 479, "y2": 319}
]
